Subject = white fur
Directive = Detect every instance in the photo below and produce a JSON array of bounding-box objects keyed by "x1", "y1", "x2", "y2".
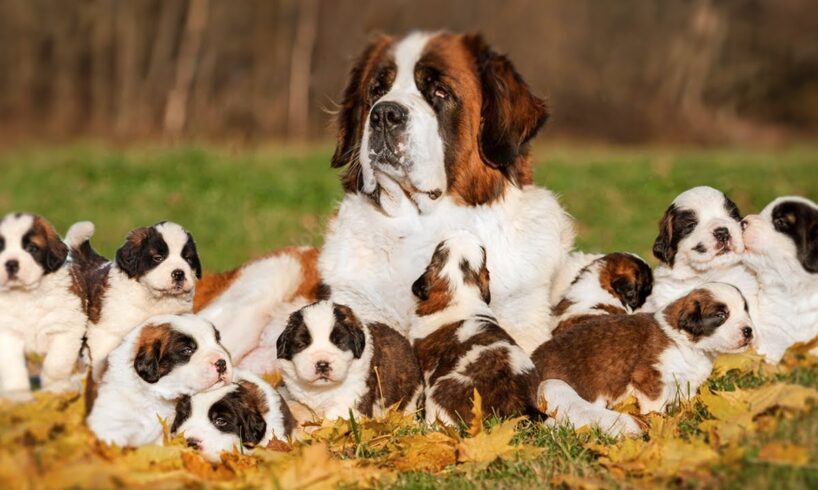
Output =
[
  {"x1": 173, "y1": 369, "x2": 290, "y2": 462},
  {"x1": 554, "y1": 259, "x2": 627, "y2": 323},
  {"x1": 549, "y1": 251, "x2": 602, "y2": 305},
  {"x1": 0, "y1": 213, "x2": 86, "y2": 400},
  {"x1": 86, "y1": 314, "x2": 233, "y2": 447},
  {"x1": 742, "y1": 196, "x2": 818, "y2": 363},
  {"x1": 538, "y1": 379, "x2": 643, "y2": 437}
]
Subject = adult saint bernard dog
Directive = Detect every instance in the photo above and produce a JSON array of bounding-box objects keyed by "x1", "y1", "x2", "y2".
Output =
[{"x1": 319, "y1": 31, "x2": 574, "y2": 352}]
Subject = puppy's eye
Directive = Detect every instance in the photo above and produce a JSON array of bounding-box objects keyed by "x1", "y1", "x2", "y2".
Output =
[
  {"x1": 26, "y1": 243, "x2": 39, "y2": 253},
  {"x1": 715, "y1": 310, "x2": 728, "y2": 321},
  {"x1": 370, "y1": 85, "x2": 385, "y2": 100},
  {"x1": 773, "y1": 217, "x2": 788, "y2": 229},
  {"x1": 181, "y1": 346, "x2": 194, "y2": 357},
  {"x1": 152, "y1": 254, "x2": 164, "y2": 264},
  {"x1": 213, "y1": 417, "x2": 228, "y2": 428}
]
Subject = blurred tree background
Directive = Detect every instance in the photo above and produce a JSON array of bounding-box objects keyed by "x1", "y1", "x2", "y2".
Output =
[{"x1": 0, "y1": 0, "x2": 816, "y2": 145}]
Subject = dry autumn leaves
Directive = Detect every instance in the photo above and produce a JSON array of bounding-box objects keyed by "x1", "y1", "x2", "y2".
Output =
[{"x1": 1, "y1": 346, "x2": 817, "y2": 489}]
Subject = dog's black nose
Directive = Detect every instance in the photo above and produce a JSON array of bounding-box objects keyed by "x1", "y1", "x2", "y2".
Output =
[
  {"x1": 171, "y1": 269, "x2": 185, "y2": 282},
  {"x1": 215, "y1": 358, "x2": 227, "y2": 374},
  {"x1": 316, "y1": 360, "x2": 331, "y2": 373},
  {"x1": 370, "y1": 102, "x2": 407, "y2": 131},
  {"x1": 5, "y1": 260, "x2": 19, "y2": 276},
  {"x1": 742, "y1": 326, "x2": 753, "y2": 340},
  {"x1": 713, "y1": 227, "x2": 730, "y2": 243},
  {"x1": 186, "y1": 437, "x2": 201, "y2": 449}
]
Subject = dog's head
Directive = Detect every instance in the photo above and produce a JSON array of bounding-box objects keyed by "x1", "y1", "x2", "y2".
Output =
[
  {"x1": 277, "y1": 301, "x2": 366, "y2": 388},
  {"x1": 172, "y1": 371, "x2": 279, "y2": 462},
  {"x1": 595, "y1": 252, "x2": 653, "y2": 311},
  {"x1": 411, "y1": 231, "x2": 491, "y2": 316},
  {"x1": 0, "y1": 212, "x2": 68, "y2": 291},
  {"x1": 652, "y1": 186, "x2": 744, "y2": 272},
  {"x1": 131, "y1": 314, "x2": 231, "y2": 397},
  {"x1": 331, "y1": 31, "x2": 548, "y2": 209},
  {"x1": 662, "y1": 283, "x2": 753, "y2": 353},
  {"x1": 742, "y1": 196, "x2": 818, "y2": 278},
  {"x1": 115, "y1": 221, "x2": 201, "y2": 297}
]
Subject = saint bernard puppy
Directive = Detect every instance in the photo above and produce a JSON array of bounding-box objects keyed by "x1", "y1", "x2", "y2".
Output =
[
  {"x1": 86, "y1": 314, "x2": 232, "y2": 447},
  {"x1": 742, "y1": 196, "x2": 818, "y2": 363},
  {"x1": 410, "y1": 232, "x2": 541, "y2": 426},
  {"x1": 67, "y1": 221, "x2": 202, "y2": 379},
  {"x1": 0, "y1": 213, "x2": 86, "y2": 400},
  {"x1": 641, "y1": 186, "x2": 759, "y2": 314},
  {"x1": 551, "y1": 252, "x2": 653, "y2": 336},
  {"x1": 277, "y1": 300, "x2": 422, "y2": 421},
  {"x1": 171, "y1": 369, "x2": 295, "y2": 462},
  {"x1": 534, "y1": 283, "x2": 754, "y2": 436},
  {"x1": 320, "y1": 31, "x2": 574, "y2": 353}
]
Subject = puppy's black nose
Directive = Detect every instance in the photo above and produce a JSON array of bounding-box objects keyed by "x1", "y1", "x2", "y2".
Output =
[
  {"x1": 171, "y1": 269, "x2": 185, "y2": 282},
  {"x1": 370, "y1": 102, "x2": 407, "y2": 131},
  {"x1": 215, "y1": 358, "x2": 227, "y2": 374},
  {"x1": 713, "y1": 227, "x2": 730, "y2": 243},
  {"x1": 316, "y1": 360, "x2": 331, "y2": 374},
  {"x1": 5, "y1": 260, "x2": 19, "y2": 276},
  {"x1": 186, "y1": 437, "x2": 201, "y2": 449},
  {"x1": 742, "y1": 326, "x2": 753, "y2": 340}
]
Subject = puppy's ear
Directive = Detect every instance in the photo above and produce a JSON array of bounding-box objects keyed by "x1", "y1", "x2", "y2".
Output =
[
  {"x1": 333, "y1": 304, "x2": 366, "y2": 359},
  {"x1": 171, "y1": 395, "x2": 192, "y2": 433},
  {"x1": 276, "y1": 311, "x2": 303, "y2": 361},
  {"x1": 134, "y1": 339, "x2": 162, "y2": 383},
  {"x1": 240, "y1": 408, "x2": 268, "y2": 447},
  {"x1": 464, "y1": 34, "x2": 549, "y2": 184},
  {"x1": 116, "y1": 227, "x2": 151, "y2": 278},
  {"x1": 678, "y1": 299, "x2": 704, "y2": 337},
  {"x1": 184, "y1": 232, "x2": 202, "y2": 279},
  {"x1": 31, "y1": 216, "x2": 69, "y2": 272},
  {"x1": 331, "y1": 35, "x2": 393, "y2": 192},
  {"x1": 652, "y1": 205, "x2": 676, "y2": 266},
  {"x1": 722, "y1": 193, "x2": 742, "y2": 222},
  {"x1": 411, "y1": 273, "x2": 430, "y2": 301}
]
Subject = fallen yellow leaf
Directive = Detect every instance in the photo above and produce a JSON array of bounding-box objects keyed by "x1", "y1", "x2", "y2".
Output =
[{"x1": 757, "y1": 442, "x2": 810, "y2": 467}]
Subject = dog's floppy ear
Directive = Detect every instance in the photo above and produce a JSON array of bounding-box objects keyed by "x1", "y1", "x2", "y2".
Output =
[
  {"x1": 116, "y1": 227, "x2": 151, "y2": 278},
  {"x1": 183, "y1": 232, "x2": 202, "y2": 280},
  {"x1": 331, "y1": 35, "x2": 393, "y2": 193},
  {"x1": 171, "y1": 395, "x2": 192, "y2": 433},
  {"x1": 30, "y1": 216, "x2": 69, "y2": 273},
  {"x1": 464, "y1": 34, "x2": 549, "y2": 183},
  {"x1": 411, "y1": 272, "x2": 430, "y2": 301},
  {"x1": 805, "y1": 223, "x2": 818, "y2": 273},
  {"x1": 333, "y1": 303, "x2": 366, "y2": 359},
  {"x1": 276, "y1": 311, "x2": 304, "y2": 361},
  {"x1": 652, "y1": 205, "x2": 677, "y2": 266},
  {"x1": 240, "y1": 408, "x2": 268, "y2": 448},
  {"x1": 678, "y1": 299, "x2": 705, "y2": 337},
  {"x1": 134, "y1": 339, "x2": 162, "y2": 383}
]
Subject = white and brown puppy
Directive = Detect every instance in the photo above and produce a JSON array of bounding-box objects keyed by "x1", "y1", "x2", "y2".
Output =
[
  {"x1": 171, "y1": 369, "x2": 295, "y2": 462},
  {"x1": 0, "y1": 212, "x2": 87, "y2": 400},
  {"x1": 319, "y1": 31, "x2": 574, "y2": 353},
  {"x1": 86, "y1": 314, "x2": 232, "y2": 447},
  {"x1": 742, "y1": 196, "x2": 818, "y2": 362},
  {"x1": 410, "y1": 232, "x2": 541, "y2": 426},
  {"x1": 533, "y1": 283, "x2": 754, "y2": 436},
  {"x1": 551, "y1": 252, "x2": 653, "y2": 336},
  {"x1": 277, "y1": 300, "x2": 422, "y2": 421},
  {"x1": 642, "y1": 186, "x2": 758, "y2": 314},
  {"x1": 68, "y1": 221, "x2": 201, "y2": 379}
]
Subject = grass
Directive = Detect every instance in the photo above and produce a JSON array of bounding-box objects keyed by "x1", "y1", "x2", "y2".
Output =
[{"x1": 1, "y1": 143, "x2": 818, "y2": 488}]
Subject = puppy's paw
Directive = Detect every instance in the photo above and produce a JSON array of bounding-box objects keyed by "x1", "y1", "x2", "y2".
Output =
[{"x1": 603, "y1": 413, "x2": 644, "y2": 437}]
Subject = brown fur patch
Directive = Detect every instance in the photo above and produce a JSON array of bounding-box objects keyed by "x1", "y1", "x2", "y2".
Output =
[
  {"x1": 414, "y1": 244, "x2": 455, "y2": 317},
  {"x1": 70, "y1": 262, "x2": 111, "y2": 324},
  {"x1": 277, "y1": 392, "x2": 297, "y2": 438},
  {"x1": 551, "y1": 298, "x2": 574, "y2": 317},
  {"x1": 662, "y1": 288, "x2": 726, "y2": 341},
  {"x1": 134, "y1": 323, "x2": 174, "y2": 358},
  {"x1": 237, "y1": 379, "x2": 270, "y2": 415},
  {"x1": 356, "y1": 322, "x2": 423, "y2": 417},
  {"x1": 26, "y1": 215, "x2": 69, "y2": 272},
  {"x1": 84, "y1": 358, "x2": 109, "y2": 416},
  {"x1": 531, "y1": 313, "x2": 671, "y2": 404},
  {"x1": 593, "y1": 303, "x2": 627, "y2": 315}
]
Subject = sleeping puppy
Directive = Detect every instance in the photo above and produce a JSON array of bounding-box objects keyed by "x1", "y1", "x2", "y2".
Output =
[
  {"x1": 0, "y1": 213, "x2": 87, "y2": 399},
  {"x1": 642, "y1": 186, "x2": 758, "y2": 314},
  {"x1": 410, "y1": 232, "x2": 541, "y2": 426},
  {"x1": 171, "y1": 369, "x2": 295, "y2": 462},
  {"x1": 67, "y1": 221, "x2": 202, "y2": 379},
  {"x1": 277, "y1": 300, "x2": 422, "y2": 421},
  {"x1": 86, "y1": 314, "x2": 232, "y2": 447},
  {"x1": 551, "y1": 252, "x2": 653, "y2": 336},
  {"x1": 742, "y1": 196, "x2": 818, "y2": 362},
  {"x1": 533, "y1": 283, "x2": 754, "y2": 436}
]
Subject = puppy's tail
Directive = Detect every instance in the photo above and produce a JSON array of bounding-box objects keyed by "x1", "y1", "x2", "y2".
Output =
[{"x1": 66, "y1": 221, "x2": 108, "y2": 270}]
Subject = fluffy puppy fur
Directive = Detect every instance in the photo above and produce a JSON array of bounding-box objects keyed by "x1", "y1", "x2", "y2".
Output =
[
  {"x1": 410, "y1": 232, "x2": 541, "y2": 426},
  {"x1": 86, "y1": 314, "x2": 232, "y2": 447},
  {"x1": 277, "y1": 301, "x2": 422, "y2": 421},
  {"x1": 551, "y1": 252, "x2": 653, "y2": 336},
  {"x1": 642, "y1": 186, "x2": 759, "y2": 314},
  {"x1": 533, "y1": 283, "x2": 754, "y2": 436},
  {"x1": 171, "y1": 369, "x2": 295, "y2": 462},
  {"x1": 742, "y1": 196, "x2": 818, "y2": 362},
  {"x1": 68, "y1": 221, "x2": 201, "y2": 379},
  {"x1": 0, "y1": 213, "x2": 86, "y2": 399}
]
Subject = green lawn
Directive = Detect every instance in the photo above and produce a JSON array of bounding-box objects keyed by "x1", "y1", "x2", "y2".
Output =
[{"x1": 1, "y1": 144, "x2": 816, "y2": 271}]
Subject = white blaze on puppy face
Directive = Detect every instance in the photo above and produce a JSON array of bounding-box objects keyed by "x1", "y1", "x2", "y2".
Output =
[
  {"x1": 654, "y1": 186, "x2": 744, "y2": 272},
  {"x1": 743, "y1": 196, "x2": 818, "y2": 275},
  {"x1": 277, "y1": 302, "x2": 364, "y2": 387},
  {"x1": 0, "y1": 213, "x2": 67, "y2": 291}
]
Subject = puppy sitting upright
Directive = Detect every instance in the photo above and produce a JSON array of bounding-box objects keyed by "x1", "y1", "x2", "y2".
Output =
[
  {"x1": 410, "y1": 232, "x2": 541, "y2": 427},
  {"x1": 277, "y1": 301, "x2": 422, "y2": 421},
  {"x1": 86, "y1": 314, "x2": 232, "y2": 447},
  {"x1": 68, "y1": 221, "x2": 202, "y2": 378},
  {"x1": 533, "y1": 283, "x2": 754, "y2": 436},
  {"x1": 551, "y1": 252, "x2": 653, "y2": 336},
  {"x1": 0, "y1": 213, "x2": 87, "y2": 399}
]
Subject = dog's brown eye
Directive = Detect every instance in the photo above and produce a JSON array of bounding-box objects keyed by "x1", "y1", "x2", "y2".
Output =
[
  {"x1": 715, "y1": 310, "x2": 728, "y2": 321},
  {"x1": 370, "y1": 85, "x2": 385, "y2": 99},
  {"x1": 773, "y1": 217, "x2": 788, "y2": 229},
  {"x1": 26, "y1": 243, "x2": 39, "y2": 253},
  {"x1": 214, "y1": 417, "x2": 228, "y2": 427},
  {"x1": 152, "y1": 254, "x2": 163, "y2": 264}
]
